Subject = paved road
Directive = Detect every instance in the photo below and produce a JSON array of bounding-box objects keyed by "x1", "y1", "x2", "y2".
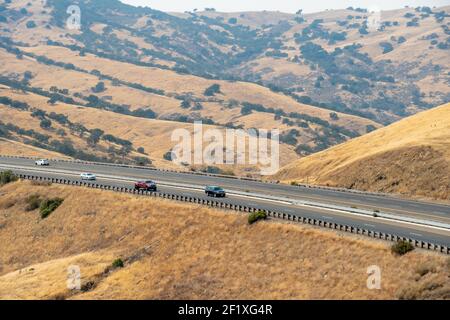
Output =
[{"x1": 0, "y1": 156, "x2": 449, "y2": 247}]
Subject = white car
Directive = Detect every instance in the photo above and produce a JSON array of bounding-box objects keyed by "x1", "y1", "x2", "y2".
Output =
[
  {"x1": 80, "y1": 173, "x2": 96, "y2": 181},
  {"x1": 35, "y1": 159, "x2": 49, "y2": 166}
]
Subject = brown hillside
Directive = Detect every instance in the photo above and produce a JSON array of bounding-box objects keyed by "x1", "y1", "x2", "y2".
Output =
[
  {"x1": 273, "y1": 103, "x2": 450, "y2": 200},
  {"x1": 0, "y1": 86, "x2": 299, "y2": 174},
  {"x1": 0, "y1": 138, "x2": 70, "y2": 159},
  {"x1": 0, "y1": 181, "x2": 448, "y2": 300}
]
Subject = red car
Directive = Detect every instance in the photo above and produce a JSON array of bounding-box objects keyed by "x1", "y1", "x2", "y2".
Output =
[{"x1": 134, "y1": 180, "x2": 157, "y2": 191}]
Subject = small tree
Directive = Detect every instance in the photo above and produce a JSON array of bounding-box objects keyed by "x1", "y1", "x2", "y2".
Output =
[
  {"x1": 180, "y1": 100, "x2": 191, "y2": 109},
  {"x1": 40, "y1": 198, "x2": 64, "y2": 219},
  {"x1": 26, "y1": 20, "x2": 36, "y2": 28},
  {"x1": 40, "y1": 119, "x2": 52, "y2": 129},
  {"x1": 112, "y1": 258, "x2": 124, "y2": 269},
  {"x1": 163, "y1": 150, "x2": 173, "y2": 161},
  {"x1": 391, "y1": 240, "x2": 414, "y2": 255},
  {"x1": 91, "y1": 82, "x2": 106, "y2": 93},
  {"x1": 248, "y1": 210, "x2": 267, "y2": 225},
  {"x1": 0, "y1": 170, "x2": 18, "y2": 185},
  {"x1": 329, "y1": 112, "x2": 339, "y2": 120},
  {"x1": 204, "y1": 84, "x2": 221, "y2": 96},
  {"x1": 379, "y1": 42, "x2": 394, "y2": 54}
]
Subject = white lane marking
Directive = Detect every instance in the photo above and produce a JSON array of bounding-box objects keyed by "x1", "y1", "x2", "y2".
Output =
[
  {"x1": 225, "y1": 192, "x2": 292, "y2": 205},
  {"x1": 322, "y1": 216, "x2": 334, "y2": 220},
  {"x1": 300, "y1": 203, "x2": 450, "y2": 233},
  {"x1": 410, "y1": 232, "x2": 423, "y2": 237},
  {"x1": 364, "y1": 224, "x2": 376, "y2": 228},
  {"x1": 0, "y1": 164, "x2": 292, "y2": 205},
  {"x1": 3, "y1": 164, "x2": 450, "y2": 233}
]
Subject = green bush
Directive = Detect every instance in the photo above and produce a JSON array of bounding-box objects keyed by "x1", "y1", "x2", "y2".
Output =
[
  {"x1": 391, "y1": 240, "x2": 414, "y2": 256},
  {"x1": 26, "y1": 20, "x2": 37, "y2": 28},
  {"x1": 112, "y1": 258, "x2": 124, "y2": 269},
  {"x1": 248, "y1": 210, "x2": 267, "y2": 225},
  {"x1": 0, "y1": 170, "x2": 18, "y2": 185},
  {"x1": 25, "y1": 194, "x2": 42, "y2": 211},
  {"x1": 39, "y1": 198, "x2": 64, "y2": 219},
  {"x1": 204, "y1": 84, "x2": 221, "y2": 96}
]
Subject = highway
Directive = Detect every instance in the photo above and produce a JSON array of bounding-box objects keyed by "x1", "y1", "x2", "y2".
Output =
[{"x1": 0, "y1": 156, "x2": 449, "y2": 248}]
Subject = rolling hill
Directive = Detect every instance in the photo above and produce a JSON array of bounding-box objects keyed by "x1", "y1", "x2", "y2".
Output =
[
  {"x1": 0, "y1": 0, "x2": 448, "y2": 179},
  {"x1": 273, "y1": 103, "x2": 450, "y2": 200},
  {"x1": 2, "y1": 0, "x2": 448, "y2": 124},
  {"x1": 0, "y1": 180, "x2": 448, "y2": 299},
  {"x1": 0, "y1": 0, "x2": 388, "y2": 171}
]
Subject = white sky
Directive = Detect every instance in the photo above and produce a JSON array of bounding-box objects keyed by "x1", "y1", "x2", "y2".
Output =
[{"x1": 121, "y1": 0, "x2": 450, "y2": 13}]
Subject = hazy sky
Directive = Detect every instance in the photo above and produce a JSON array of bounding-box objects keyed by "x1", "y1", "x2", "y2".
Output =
[{"x1": 121, "y1": 0, "x2": 450, "y2": 13}]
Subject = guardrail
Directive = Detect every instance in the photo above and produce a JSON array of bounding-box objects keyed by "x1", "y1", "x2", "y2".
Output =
[
  {"x1": 0, "y1": 154, "x2": 276, "y2": 182},
  {"x1": 14, "y1": 173, "x2": 450, "y2": 255},
  {"x1": 0, "y1": 154, "x2": 393, "y2": 196}
]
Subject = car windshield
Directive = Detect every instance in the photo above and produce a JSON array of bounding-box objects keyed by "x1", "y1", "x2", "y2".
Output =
[
  {"x1": 213, "y1": 187, "x2": 223, "y2": 191},
  {"x1": 145, "y1": 181, "x2": 154, "y2": 184}
]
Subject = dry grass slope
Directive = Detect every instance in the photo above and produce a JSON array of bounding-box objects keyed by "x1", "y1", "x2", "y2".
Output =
[
  {"x1": 0, "y1": 138, "x2": 70, "y2": 159},
  {"x1": 0, "y1": 181, "x2": 448, "y2": 300},
  {"x1": 273, "y1": 103, "x2": 450, "y2": 200}
]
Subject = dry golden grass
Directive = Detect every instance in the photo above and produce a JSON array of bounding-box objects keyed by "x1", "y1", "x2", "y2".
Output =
[
  {"x1": 0, "y1": 86, "x2": 298, "y2": 173},
  {"x1": 273, "y1": 103, "x2": 450, "y2": 200},
  {"x1": 18, "y1": 45, "x2": 378, "y2": 132},
  {"x1": 0, "y1": 181, "x2": 448, "y2": 300},
  {"x1": 173, "y1": 11, "x2": 295, "y2": 29},
  {"x1": 0, "y1": 138, "x2": 70, "y2": 159},
  {"x1": 4, "y1": 0, "x2": 80, "y2": 46},
  {"x1": 246, "y1": 6, "x2": 450, "y2": 114}
]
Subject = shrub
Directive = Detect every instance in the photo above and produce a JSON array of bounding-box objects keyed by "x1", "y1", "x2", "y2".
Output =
[
  {"x1": 180, "y1": 100, "x2": 191, "y2": 109},
  {"x1": 379, "y1": 42, "x2": 394, "y2": 54},
  {"x1": 248, "y1": 210, "x2": 267, "y2": 225},
  {"x1": 39, "y1": 198, "x2": 64, "y2": 219},
  {"x1": 80, "y1": 281, "x2": 95, "y2": 292},
  {"x1": 91, "y1": 82, "x2": 105, "y2": 93},
  {"x1": 26, "y1": 20, "x2": 36, "y2": 28},
  {"x1": 204, "y1": 84, "x2": 221, "y2": 96},
  {"x1": 0, "y1": 170, "x2": 18, "y2": 185},
  {"x1": 40, "y1": 118, "x2": 52, "y2": 129},
  {"x1": 25, "y1": 194, "x2": 42, "y2": 211},
  {"x1": 131, "y1": 108, "x2": 157, "y2": 119},
  {"x1": 163, "y1": 150, "x2": 173, "y2": 161},
  {"x1": 329, "y1": 112, "x2": 339, "y2": 120},
  {"x1": 112, "y1": 258, "x2": 124, "y2": 269},
  {"x1": 137, "y1": 147, "x2": 145, "y2": 154},
  {"x1": 134, "y1": 156, "x2": 151, "y2": 166},
  {"x1": 391, "y1": 240, "x2": 414, "y2": 256}
]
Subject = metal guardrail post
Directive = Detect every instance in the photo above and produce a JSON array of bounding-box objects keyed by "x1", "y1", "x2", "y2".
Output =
[{"x1": 4, "y1": 172, "x2": 448, "y2": 255}]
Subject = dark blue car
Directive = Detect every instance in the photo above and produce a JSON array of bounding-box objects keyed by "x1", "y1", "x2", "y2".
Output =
[{"x1": 205, "y1": 186, "x2": 226, "y2": 197}]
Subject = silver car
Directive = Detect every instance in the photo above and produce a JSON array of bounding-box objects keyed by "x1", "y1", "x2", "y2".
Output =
[
  {"x1": 35, "y1": 159, "x2": 49, "y2": 166},
  {"x1": 80, "y1": 173, "x2": 96, "y2": 181}
]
